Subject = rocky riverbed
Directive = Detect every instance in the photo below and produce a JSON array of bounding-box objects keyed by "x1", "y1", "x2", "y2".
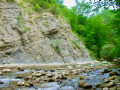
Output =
[{"x1": 0, "y1": 61, "x2": 120, "y2": 90}]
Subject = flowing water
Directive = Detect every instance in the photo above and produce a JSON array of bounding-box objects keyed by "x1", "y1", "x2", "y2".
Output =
[{"x1": 0, "y1": 64, "x2": 120, "y2": 90}]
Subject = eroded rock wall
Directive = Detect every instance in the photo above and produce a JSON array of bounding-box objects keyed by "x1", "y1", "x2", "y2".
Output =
[{"x1": 0, "y1": 1, "x2": 92, "y2": 64}]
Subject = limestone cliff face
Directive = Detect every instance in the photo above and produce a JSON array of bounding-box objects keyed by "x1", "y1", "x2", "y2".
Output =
[{"x1": 0, "y1": 1, "x2": 92, "y2": 64}]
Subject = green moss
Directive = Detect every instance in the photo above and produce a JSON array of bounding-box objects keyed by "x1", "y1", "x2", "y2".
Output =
[
  {"x1": 50, "y1": 38, "x2": 61, "y2": 54},
  {"x1": 72, "y1": 40, "x2": 81, "y2": 49},
  {"x1": 16, "y1": 12, "x2": 30, "y2": 32}
]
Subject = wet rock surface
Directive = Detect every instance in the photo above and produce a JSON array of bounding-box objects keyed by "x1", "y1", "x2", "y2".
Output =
[{"x1": 0, "y1": 62, "x2": 119, "y2": 90}]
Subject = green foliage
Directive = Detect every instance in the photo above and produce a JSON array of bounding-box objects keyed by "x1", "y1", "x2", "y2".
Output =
[
  {"x1": 82, "y1": 15, "x2": 109, "y2": 57},
  {"x1": 51, "y1": 4, "x2": 60, "y2": 15},
  {"x1": 50, "y1": 38, "x2": 61, "y2": 53},
  {"x1": 72, "y1": 40, "x2": 81, "y2": 49},
  {"x1": 6, "y1": 0, "x2": 15, "y2": 2},
  {"x1": 100, "y1": 44, "x2": 116, "y2": 61},
  {"x1": 33, "y1": 4, "x2": 40, "y2": 12},
  {"x1": 16, "y1": 12, "x2": 30, "y2": 32}
]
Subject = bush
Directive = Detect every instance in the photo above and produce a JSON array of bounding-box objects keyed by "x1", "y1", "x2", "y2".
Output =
[
  {"x1": 100, "y1": 44, "x2": 115, "y2": 61},
  {"x1": 51, "y1": 4, "x2": 60, "y2": 15},
  {"x1": 33, "y1": 4, "x2": 40, "y2": 12},
  {"x1": 7, "y1": 0, "x2": 15, "y2": 2}
]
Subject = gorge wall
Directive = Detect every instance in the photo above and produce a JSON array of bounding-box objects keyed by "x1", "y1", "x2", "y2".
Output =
[{"x1": 0, "y1": 1, "x2": 92, "y2": 64}]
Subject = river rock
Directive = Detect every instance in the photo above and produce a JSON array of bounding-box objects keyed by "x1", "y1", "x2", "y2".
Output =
[
  {"x1": 25, "y1": 81, "x2": 34, "y2": 87},
  {"x1": 47, "y1": 73, "x2": 54, "y2": 77},
  {"x1": 109, "y1": 76, "x2": 116, "y2": 80},
  {"x1": 48, "y1": 78, "x2": 55, "y2": 82},
  {"x1": 16, "y1": 76, "x2": 24, "y2": 79},
  {"x1": 67, "y1": 66, "x2": 73, "y2": 70},
  {"x1": 28, "y1": 82, "x2": 34, "y2": 86},
  {"x1": 109, "y1": 87, "x2": 117, "y2": 90},
  {"x1": 50, "y1": 70, "x2": 55, "y2": 72},
  {"x1": 24, "y1": 76, "x2": 32, "y2": 81},
  {"x1": 117, "y1": 69, "x2": 120, "y2": 71},
  {"x1": 61, "y1": 74, "x2": 67, "y2": 80},
  {"x1": 2, "y1": 69, "x2": 12, "y2": 73},
  {"x1": 103, "y1": 69, "x2": 112, "y2": 73},
  {"x1": 74, "y1": 72, "x2": 79, "y2": 75},
  {"x1": 0, "y1": 72, "x2": 3, "y2": 75},
  {"x1": 107, "y1": 82, "x2": 114, "y2": 88},
  {"x1": 82, "y1": 84, "x2": 92, "y2": 89},
  {"x1": 25, "y1": 83, "x2": 30, "y2": 87},
  {"x1": 35, "y1": 73, "x2": 42, "y2": 77},
  {"x1": 103, "y1": 88, "x2": 109, "y2": 90},
  {"x1": 80, "y1": 76, "x2": 86, "y2": 80},
  {"x1": 17, "y1": 81, "x2": 25, "y2": 86},
  {"x1": 78, "y1": 80, "x2": 86, "y2": 87},
  {"x1": 104, "y1": 78, "x2": 110, "y2": 83},
  {"x1": 41, "y1": 73, "x2": 46, "y2": 76},
  {"x1": 109, "y1": 71, "x2": 119, "y2": 76},
  {"x1": 0, "y1": 80, "x2": 4, "y2": 84},
  {"x1": 96, "y1": 84, "x2": 101, "y2": 88},
  {"x1": 17, "y1": 66, "x2": 24, "y2": 71}
]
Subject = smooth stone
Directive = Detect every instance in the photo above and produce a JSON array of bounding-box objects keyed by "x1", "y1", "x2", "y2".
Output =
[
  {"x1": 78, "y1": 80, "x2": 86, "y2": 87},
  {"x1": 2, "y1": 69, "x2": 12, "y2": 73},
  {"x1": 16, "y1": 76, "x2": 24, "y2": 79},
  {"x1": 47, "y1": 74, "x2": 54, "y2": 77},
  {"x1": 50, "y1": 70, "x2": 55, "y2": 72},
  {"x1": 80, "y1": 76, "x2": 86, "y2": 80},
  {"x1": 0, "y1": 81, "x2": 4, "y2": 84},
  {"x1": 48, "y1": 78, "x2": 55, "y2": 82},
  {"x1": 0, "y1": 72, "x2": 3, "y2": 75},
  {"x1": 24, "y1": 76, "x2": 32, "y2": 81},
  {"x1": 17, "y1": 81, "x2": 25, "y2": 86},
  {"x1": 82, "y1": 84, "x2": 92, "y2": 89},
  {"x1": 103, "y1": 69, "x2": 112, "y2": 73},
  {"x1": 17, "y1": 67, "x2": 24, "y2": 71},
  {"x1": 67, "y1": 66, "x2": 73, "y2": 70},
  {"x1": 104, "y1": 78, "x2": 110, "y2": 83},
  {"x1": 103, "y1": 88, "x2": 109, "y2": 90},
  {"x1": 109, "y1": 71, "x2": 119, "y2": 76},
  {"x1": 107, "y1": 82, "x2": 114, "y2": 88},
  {"x1": 96, "y1": 84, "x2": 101, "y2": 88}
]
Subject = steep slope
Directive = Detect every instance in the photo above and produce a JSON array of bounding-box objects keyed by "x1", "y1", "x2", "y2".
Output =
[{"x1": 0, "y1": 0, "x2": 92, "y2": 64}]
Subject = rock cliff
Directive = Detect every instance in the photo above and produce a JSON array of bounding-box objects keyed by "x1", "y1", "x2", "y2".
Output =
[{"x1": 0, "y1": 0, "x2": 92, "y2": 64}]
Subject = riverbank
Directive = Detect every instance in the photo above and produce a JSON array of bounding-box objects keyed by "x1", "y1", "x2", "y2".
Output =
[{"x1": 0, "y1": 61, "x2": 119, "y2": 90}]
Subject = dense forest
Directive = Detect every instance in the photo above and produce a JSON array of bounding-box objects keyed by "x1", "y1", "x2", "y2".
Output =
[{"x1": 15, "y1": 0, "x2": 120, "y2": 61}]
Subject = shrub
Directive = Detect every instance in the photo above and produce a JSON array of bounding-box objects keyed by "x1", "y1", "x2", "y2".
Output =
[
  {"x1": 51, "y1": 4, "x2": 60, "y2": 15},
  {"x1": 100, "y1": 44, "x2": 115, "y2": 61},
  {"x1": 33, "y1": 4, "x2": 40, "y2": 12},
  {"x1": 7, "y1": 0, "x2": 15, "y2": 2}
]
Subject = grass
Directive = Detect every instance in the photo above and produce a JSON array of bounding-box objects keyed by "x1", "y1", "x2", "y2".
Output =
[
  {"x1": 72, "y1": 40, "x2": 81, "y2": 49},
  {"x1": 16, "y1": 12, "x2": 30, "y2": 32}
]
